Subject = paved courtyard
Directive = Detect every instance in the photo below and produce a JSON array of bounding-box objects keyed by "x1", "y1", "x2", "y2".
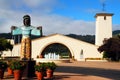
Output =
[
  {"x1": 54, "y1": 61, "x2": 120, "y2": 80},
  {"x1": 3, "y1": 61, "x2": 120, "y2": 80}
]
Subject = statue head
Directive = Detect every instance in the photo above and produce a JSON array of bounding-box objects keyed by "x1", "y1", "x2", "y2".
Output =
[{"x1": 23, "y1": 15, "x2": 31, "y2": 26}]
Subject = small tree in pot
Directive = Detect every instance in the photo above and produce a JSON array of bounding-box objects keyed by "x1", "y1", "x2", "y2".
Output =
[
  {"x1": 46, "y1": 62, "x2": 57, "y2": 78},
  {"x1": 34, "y1": 62, "x2": 46, "y2": 80},
  {"x1": 7, "y1": 60, "x2": 14, "y2": 76},
  {"x1": 10, "y1": 61, "x2": 26, "y2": 80}
]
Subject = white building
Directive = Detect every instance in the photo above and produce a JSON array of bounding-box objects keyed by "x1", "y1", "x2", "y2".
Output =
[
  {"x1": 2, "y1": 12, "x2": 113, "y2": 61},
  {"x1": 95, "y1": 13, "x2": 113, "y2": 46}
]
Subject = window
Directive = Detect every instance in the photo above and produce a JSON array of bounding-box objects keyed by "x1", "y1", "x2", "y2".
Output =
[{"x1": 104, "y1": 16, "x2": 106, "y2": 20}]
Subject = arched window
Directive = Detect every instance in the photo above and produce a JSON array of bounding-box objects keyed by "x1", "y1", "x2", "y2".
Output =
[
  {"x1": 80, "y1": 49, "x2": 83, "y2": 59},
  {"x1": 104, "y1": 16, "x2": 106, "y2": 20}
]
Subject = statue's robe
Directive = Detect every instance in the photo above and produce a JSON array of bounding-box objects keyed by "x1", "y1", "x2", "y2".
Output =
[{"x1": 12, "y1": 26, "x2": 41, "y2": 60}]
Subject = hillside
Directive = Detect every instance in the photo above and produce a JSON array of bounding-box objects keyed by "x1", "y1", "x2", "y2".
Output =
[
  {"x1": 113, "y1": 30, "x2": 120, "y2": 35},
  {"x1": 0, "y1": 30, "x2": 120, "y2": 44}
]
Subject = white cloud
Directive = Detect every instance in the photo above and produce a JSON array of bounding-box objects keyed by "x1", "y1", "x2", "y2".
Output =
[
  {"x1": 23, "y1": 0, "x2": 57, "y2": 7},
  {"x1": 0, "y1": 0, "x2": 96, "y2": 35},
  {"x1": 23, "y1": 0, "x2": 41, "y2": 7},
  {"x1": 25, "y1": 14, "x2": 95, "y2": 35},
  {"x1": 0, "y1": 11, "x2": 95, "y2": 35},
  {"x1": 22, "y1": 0, "x2": 58, "y2": 14},
  {"x1": 86, "y1": 8, "x2": 101, "y2": 14},
  {"x1": 113, "y1": 24, "x2": 120, "y2": 31},
  {"x1": 0, "y1": 0, "x2": 119, "y2": 36},
  {"x1": 0, "y1": 0, "x2": 10, "y2": 10},
  {"x1": 0, "y1": 0, "x2": 95, "y2": 35}
]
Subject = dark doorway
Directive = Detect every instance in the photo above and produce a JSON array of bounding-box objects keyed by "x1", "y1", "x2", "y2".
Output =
[{"x1": 41, "y1": 43, "x2": 71, "y2": 59}]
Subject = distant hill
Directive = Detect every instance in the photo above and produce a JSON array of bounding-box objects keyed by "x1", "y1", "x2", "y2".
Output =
[
  {"x1": 66, "y1": 30, "x2": 120, "y2": 44},
  {"x1": 0, "y1": 33, "x2": 12, "y2": 39},
  {"x1": 113, "y1": 30, "x2": 120, "y2": 35},
  {"x1": 0, "y1": 33, "x2": 95, "y2": 44},
  {"x1": 0, "y1": 30, "x2": 120, "y2": 44},
  {"x1": 0, "y1": 33, "x2": 41, "y2": 44},
  {"x1": 66, "y1": 34, "x2": 95, "y2": 44}
]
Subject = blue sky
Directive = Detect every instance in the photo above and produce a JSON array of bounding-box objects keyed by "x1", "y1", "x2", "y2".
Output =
[{"x1": 0, "y1": 0, "x2": 120, "y2": 35}]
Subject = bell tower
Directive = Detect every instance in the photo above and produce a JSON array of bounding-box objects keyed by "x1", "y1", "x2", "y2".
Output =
[{"x1": 95, "y1": 13, "x2": 113, "y2": 46}]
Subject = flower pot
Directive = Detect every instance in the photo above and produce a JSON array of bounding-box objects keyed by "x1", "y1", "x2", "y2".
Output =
[
  {"x1": 40, "y1": 55, "x2": 43, "y2": 58},
  {"x1": 13, "y1": 70, "x2": 22, "y2": 80},
  {"x1": 7, "y1": 67, "x2": 13, "y2": 75},
  {"x1": 0, "y1": 69, "x2": 5, "y2": 79},
  {"x1": 46, "y1": 69, "x2": 53, "y2": 78},
  {"x1": 35, "y1": 71, "x2": 43, "y2": 80}
]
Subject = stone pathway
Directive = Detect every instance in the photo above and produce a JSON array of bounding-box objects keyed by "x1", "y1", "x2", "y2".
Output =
[{"x1": 3, "y1": 61, "x2": 120, "y2": 80}]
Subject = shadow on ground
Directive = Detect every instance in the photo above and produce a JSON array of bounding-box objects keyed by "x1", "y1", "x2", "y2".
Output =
[{"x1": 55, "y1": 66, "x2": 120, "y2": 80}]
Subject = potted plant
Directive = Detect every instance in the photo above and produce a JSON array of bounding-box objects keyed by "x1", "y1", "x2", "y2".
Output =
[
  {"x1": 0, "y1": 61, "x2": 8, "y2": 79},
  {"x1": 7, "y1": 60, "x2": 14, "y2": 76},
  {"x1": 10, "y1": 61, "x2": 26, "y2": 80},
  {"x1": 46, "y1": 62, "x2": 57, "y2": 78},
  {"x1": 34, "y1": 62, "x2": 46, "y2": 80}
]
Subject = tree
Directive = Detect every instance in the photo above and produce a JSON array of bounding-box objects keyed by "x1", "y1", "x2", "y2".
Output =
[
  {"x1": 0, "y1": 38, "x2": 13, "y2": 57},
  {"x1": 98, "y1": 36, "x2": 120, "y2": 61}
]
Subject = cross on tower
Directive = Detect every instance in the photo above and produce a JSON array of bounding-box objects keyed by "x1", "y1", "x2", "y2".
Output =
[{"x1": 102, "y1": 2, "x2": 106, "y2": 11}]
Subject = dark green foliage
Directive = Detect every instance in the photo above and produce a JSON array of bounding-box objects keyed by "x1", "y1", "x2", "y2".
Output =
[
  {"x1": 113, "y1": 30, "x2": 120, "y2": 35},
  {"x1": 34, "y1": 63, "x2": 46, "y2": 72},
  {"x1": 34, "y1": 62, "x2": 57, "y2": 72},
  {"x1": 0, "y1": 38, "x2": 12, "y2": 51},
  {"x1": 10, "y1": 61, "x2": 26, "y2": 70},
  {"x1": 66, "y1": 34, "x2": 95, "y2": 44},
  {"x1": 46, "y1": 62, "x2": 57, "y2": 70},
  {"x1": 0, "y1": 33, "x2": 41, "y2": 44},
  {"x1": 0, "y1": 33, "x2": 12, "y2": 39},
  {"x1": 0, "y1": 38, "x2": 13, "y2": 57},
  {"x1": 98, "y1": 37, "x2": 120, "y2": 61},
  {"x1": 103, "y1": 51, "x2": 109, "y2": 58},
  {"x1": 0, "y1": 33, "x2": 95, "y2": 44},
  {"x1": 0, "y1": 30, "x2": 119, "y2": 44},
  {"x1": 0, "y1": 61, "x2": 8, "y2": 70}
]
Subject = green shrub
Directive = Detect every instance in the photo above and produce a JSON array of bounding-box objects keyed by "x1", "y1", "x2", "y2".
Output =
[
  {"x1": 10, "y1": 61, "x2": 26, "y2": 70},
  {"x1": 34, "y1": 62, "x2": 46, "y2": 72},
  {"x1": 46, "y1": 62, "x2": 57, "y2": 70}
]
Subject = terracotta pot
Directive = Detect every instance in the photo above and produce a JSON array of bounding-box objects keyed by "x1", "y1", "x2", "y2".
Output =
[
  {"x1": 46, "y1": 69, "x2": 53, "y2": 78},
  {"x1": 40, "y1": 55, "x2": 43, "y2": 58},
  {"x1": 0, "y1": 69, "x2": 5, "y2": 79},
  {"x1": 35, "y1": 71, "x2": 43, "y2": 80},
  {"x1": 13, "y1": 70, "x2": 22, "y2": 80},
  {"x1": 7, "y1": 67, "x2": 13, "y2": 75}
]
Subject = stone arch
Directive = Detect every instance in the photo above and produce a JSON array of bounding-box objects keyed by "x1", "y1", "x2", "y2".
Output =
[{"x1": 39, "y1": 41, "x2": 74, "y2": 58}]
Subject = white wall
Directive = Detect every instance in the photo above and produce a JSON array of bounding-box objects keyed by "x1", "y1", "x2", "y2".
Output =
[
  {"x1": 95, "y1": 13, "x2": 113, "y2": 46},
  {"x1": 4, "y1": 34, "x2": 103, "y2": 61}
]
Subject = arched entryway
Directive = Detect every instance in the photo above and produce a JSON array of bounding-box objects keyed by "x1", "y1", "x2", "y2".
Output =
[
  {"x1": 40, "y1": 43, "x2": 72, "y2": 59},
  {"x1": 11, "y1": 34, "x2": 102, "y2": 61}
]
